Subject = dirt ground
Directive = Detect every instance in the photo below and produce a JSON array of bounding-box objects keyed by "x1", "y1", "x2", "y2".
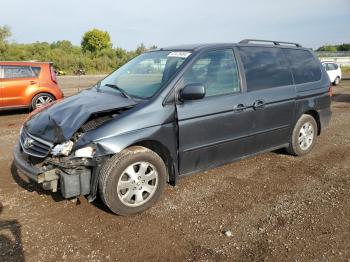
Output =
[{"x1": 0, "y1": 76, "x2": 350, "y2": 262}]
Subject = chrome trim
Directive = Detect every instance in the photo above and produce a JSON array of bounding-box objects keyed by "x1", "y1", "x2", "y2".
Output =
[{"x1": 19, "y1": 127, "x2": 53, "y2": 158}]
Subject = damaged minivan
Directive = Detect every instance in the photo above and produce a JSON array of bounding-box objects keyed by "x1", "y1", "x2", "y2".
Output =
[{"x1": 13, "y1": 39, "x2": 332, "y2": 215}]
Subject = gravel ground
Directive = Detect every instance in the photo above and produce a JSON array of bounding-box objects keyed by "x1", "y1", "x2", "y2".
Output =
[{"x1": 0, "y1": 76, "x2": 349, "y2": 261}]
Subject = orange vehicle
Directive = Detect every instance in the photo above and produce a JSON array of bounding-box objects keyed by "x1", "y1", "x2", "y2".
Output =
[{"x1": 0, "y1": 61, "x2": 63, "y2": 110}]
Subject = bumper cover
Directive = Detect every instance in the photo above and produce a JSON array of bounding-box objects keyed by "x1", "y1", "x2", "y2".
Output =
[
  {"x1": 13, "y1": 142, "x2": 91, "y2": 198},
  {"x1": 13, "y1": 143, "x2": 42, "y2": 182}
]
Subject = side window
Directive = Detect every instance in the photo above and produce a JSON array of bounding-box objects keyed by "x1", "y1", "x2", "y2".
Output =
[
  {"x1": 31, "y1": 66, "x2": 41, "y2": 77},
  {"x1": 238, "y1": 47, "x2": 293, "y2": 91},
  {"x1": 3, "y1": 66, "x2": 35, "y2": 79},
  {"x1": 181, "y1": 49, "x2": 240, "y2": 97},
  {"x1": 283, "y1": 49, "x2": 321, "y2": 84}
]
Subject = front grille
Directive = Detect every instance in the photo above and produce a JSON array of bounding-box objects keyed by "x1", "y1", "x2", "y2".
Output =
[{"x1": 20, "y1": 128, "x2": 53, "y2": 158}]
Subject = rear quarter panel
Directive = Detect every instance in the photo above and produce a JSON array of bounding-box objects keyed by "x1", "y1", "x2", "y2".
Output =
[{"x1": 295, "y1": 59, "x2": 331, "y2": 132}]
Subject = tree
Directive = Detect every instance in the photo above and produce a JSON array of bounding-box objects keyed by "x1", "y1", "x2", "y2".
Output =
[
  {"x1": 317, "y1": 45, "x2": 337, "y2": 52},
  {"x1": 135, "y1": 43, "x2": 146, "y2": 55},
  {"x1": 51, "y1": 40, "x2": 73, "y2": 51},
  {"x1": 81, "y1": 29, "x2": 111, "y2": 53},
  {"x1": 338, "y1": 44, "x2": 350, "y2": 51},
  {"x1": 0, "y1": 25, "x2": 11, "y2": 43}
]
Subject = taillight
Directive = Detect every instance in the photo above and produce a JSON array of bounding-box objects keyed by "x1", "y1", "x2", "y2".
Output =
[
  {"x1": 328, "y1": 86, "x2": 333, "y2": 97},
  {"x1": 50, "y1": 65, "x2": 58, "y2": 84}
]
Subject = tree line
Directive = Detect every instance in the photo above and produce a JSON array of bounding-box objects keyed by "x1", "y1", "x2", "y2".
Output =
[
  {"x1": 316, "y1": 43, "x2": 350, "y2": 52},
  {"x1": 0, "y1": 25, "x2": 156, "y2": 74},
  {"x1": 1, "y1": 25, "x2": 349, "y2": 74}
]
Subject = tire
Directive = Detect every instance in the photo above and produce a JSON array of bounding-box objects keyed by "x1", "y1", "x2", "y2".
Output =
[
  {"x1": 31, "y1": 93, "x2": 55, "y2": 110},
  {"x1": 99, "y1": 146, "x2": 167, "y2": 215},
  {"x1": 286, "y1": 114, "x2": 318, "y2": 156},
  {"x1": 333, "y1": 76, "x2": 340, "y2": 86}
]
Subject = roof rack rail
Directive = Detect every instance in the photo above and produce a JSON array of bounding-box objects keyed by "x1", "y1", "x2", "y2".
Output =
[{"x1": 239, "y1": 39, "x2": 302, "y2": 47}]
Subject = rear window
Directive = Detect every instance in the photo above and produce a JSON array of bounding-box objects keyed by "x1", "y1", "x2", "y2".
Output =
[
  {"x1": 238, "y1": 46, "x2": 293, "y2": 91},
  {"x1": 326, "y1": 63, "x2": 338, "y2": 71},
  {"x1": 3, "y1": 66, "x2": 35, "y2": 79},
  {"x1": 283, "y1": 49, "x2": 321, "y2": 84}
]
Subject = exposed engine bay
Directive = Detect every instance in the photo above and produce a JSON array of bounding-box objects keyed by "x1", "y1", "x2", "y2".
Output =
[{"x1": 20, "y1": 105, "x2": 134, "y2": 199}]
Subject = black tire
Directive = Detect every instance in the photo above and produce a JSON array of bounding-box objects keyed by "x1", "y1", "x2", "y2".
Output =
[
  {"x1": 333, "y1": 76, "x2": 340, "y2": 86},
  {"x1": 99, "y1": 146, "x2": 167, "y2": 215},
  {"x1": 31, "y1": 93, "x2": 55, "y2": 110},
  {"x1": 286, "y1": 114, "x2": 318, "y2": 156}
]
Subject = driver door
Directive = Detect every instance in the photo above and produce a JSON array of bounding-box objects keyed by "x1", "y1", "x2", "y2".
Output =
[{"x1": 176, "y1": 48, "x2": 257, "y2": 175}]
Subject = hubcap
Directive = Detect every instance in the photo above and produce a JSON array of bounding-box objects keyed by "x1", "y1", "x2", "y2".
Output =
[
  {"x1": 35, "y1": 95, "x2": 53, "y2": 108},
  {"x1": 298, "y1": 122, "x2": 314, "y2": 150},
  {"x1": 117, "y1": 161, "x2": 158, "y2": 207}
]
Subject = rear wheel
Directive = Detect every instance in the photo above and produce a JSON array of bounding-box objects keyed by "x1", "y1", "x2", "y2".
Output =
[
  {"x1": 286, "y1": 114, "x2": 318, "y2": 156},
  {"x1": 31, "y1": 93, "x2": 55, "y2": 110},
  {"x1": 333, "y1": 76, "x2": 340, "y2": 86},
  {"x1": 99, "y1": 146, "x2": 167, "y2": 215}
]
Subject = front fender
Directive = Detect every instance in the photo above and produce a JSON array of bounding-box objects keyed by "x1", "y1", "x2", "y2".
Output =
[
  {"x1": 81, "y1": 123, "x2": 178, "y2": 202},
  {"x1": 77, "y1": 123, "x2": 178, "y2": 162}
]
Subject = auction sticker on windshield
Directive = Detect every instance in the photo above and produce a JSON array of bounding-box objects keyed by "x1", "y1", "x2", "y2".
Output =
[{"x1": 168, "y1": 51, "x2": 191, "y2": 58}]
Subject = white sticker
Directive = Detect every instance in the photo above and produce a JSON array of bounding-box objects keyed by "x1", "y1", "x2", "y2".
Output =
[{"x1": 168, "y1": 51, "x2": 191, "y2": 58}]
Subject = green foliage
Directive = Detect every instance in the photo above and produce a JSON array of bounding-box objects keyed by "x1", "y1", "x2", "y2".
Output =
[
  {"x1": 0, "y1": 25, "x2": 11, "y2": 42},
  {"x1": 342, "y1": 66, "x2": 350, "y2": 74},
  {"x1": 81, "y1": 29, "x2": 112, "y2": 53},
  {"x1": 0, "y1": 27, "x2": 154, "y2": 74},
  {"x1": 317, "y1": 43, "x2": 350, "y2": 52}
]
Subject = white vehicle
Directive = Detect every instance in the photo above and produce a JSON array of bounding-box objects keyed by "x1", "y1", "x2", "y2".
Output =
[{"x1": 322, "y1": 62, "x2": 342, "y2": 85}]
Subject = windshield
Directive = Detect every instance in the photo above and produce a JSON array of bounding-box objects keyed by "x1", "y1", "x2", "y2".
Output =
[{"x1": 99, "y1": 50, "x2": 191, "y2": 98}]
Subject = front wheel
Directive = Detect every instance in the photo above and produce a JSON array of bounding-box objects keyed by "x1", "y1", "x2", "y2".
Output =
[
  {"x1": 286, "y1": 114, "x2": 318, "y2": 156},
  {"x1": 98, "y1": 146, "x2": 167, "y2": 215}
]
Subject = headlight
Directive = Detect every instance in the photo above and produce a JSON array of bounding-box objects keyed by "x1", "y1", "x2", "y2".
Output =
[
  {"x1": 74, "y1": 146, "x2": 96, "y2": 158},
  {"x1": 51, "y1": 141, "x2": 74, "y2": 156}
]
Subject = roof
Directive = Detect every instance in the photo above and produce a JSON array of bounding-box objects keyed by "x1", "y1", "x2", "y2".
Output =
[
  {"x1": 157, "y1": 40, "x2": 304, "y2": 52},
  {"x1": 0, "y1": 61, "x2": 52, "y2": 66},
  {"x1": 158, "y1": 43, "x2": 237, "y2": 52}
]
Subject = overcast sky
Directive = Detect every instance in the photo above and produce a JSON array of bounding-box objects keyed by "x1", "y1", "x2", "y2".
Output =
[{"x1": 1, "y1": 0, "x2": 349, "y2": 50}]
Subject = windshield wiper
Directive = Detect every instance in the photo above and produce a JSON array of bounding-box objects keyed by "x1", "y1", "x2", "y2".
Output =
[{"x1": 104, "y1": 83, "x2": 132, "y2": 99}]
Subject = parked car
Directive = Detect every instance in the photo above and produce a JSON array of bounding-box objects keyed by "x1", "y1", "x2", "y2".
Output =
[
  {"x1": 13, "y1": 40, "x2": 332, "y2": 215},
  {"x1": 322, "y1": 61, "x2": 342, "y2": 85},
  {"x1": 0, "y1": 61, "x2": 63, "y2": 110}
]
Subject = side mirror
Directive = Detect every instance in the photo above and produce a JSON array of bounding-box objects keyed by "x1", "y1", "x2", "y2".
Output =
[{"x1": 179, "y1": 83, "x2": 205, "y2": 101}]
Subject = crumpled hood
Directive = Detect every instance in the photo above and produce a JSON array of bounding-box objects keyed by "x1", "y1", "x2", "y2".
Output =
[{"x1": 24, "y1": 88, "x2": 137, "y2": 143}]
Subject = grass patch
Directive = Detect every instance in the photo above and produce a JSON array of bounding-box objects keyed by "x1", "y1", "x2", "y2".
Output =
[{"x1": 342, "y1": 67, "x2": 350, "y2": 74}]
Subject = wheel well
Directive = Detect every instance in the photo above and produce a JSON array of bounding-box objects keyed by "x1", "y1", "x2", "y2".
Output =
[
  {"x1": 131, "y1": 140, "x2": 175, "y2": 184},
  {"x1": 304, "y1": 110, "x2": 321, "y2": 135},
  {"x1": 31, "y1": 92, "x2": 56, "y2": 102}
]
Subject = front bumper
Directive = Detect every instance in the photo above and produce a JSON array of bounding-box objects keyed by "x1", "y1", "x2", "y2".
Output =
[
  {"x1": 13, "y1": 143, "x2": 44, "y2": 182},
  {"x1": 13, "y1": 142, "x2": 91, "y2": 198}
]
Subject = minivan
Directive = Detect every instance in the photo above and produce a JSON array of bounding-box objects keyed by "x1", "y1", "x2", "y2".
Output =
[
  {"x1": 0, "y1": 61, "x2": 63, "y2": 110},
  {"x1": 13, "y1": 39, "x2": 332, "y2": 215}
]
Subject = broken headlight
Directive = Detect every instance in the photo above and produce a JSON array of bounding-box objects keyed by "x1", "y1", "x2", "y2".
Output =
[
  {"x1": 51, "y1": 141, "x2": 74, "y2": 156},
  {"x1": 74, "y1": 145, "x2": 96, "y2": 158}
]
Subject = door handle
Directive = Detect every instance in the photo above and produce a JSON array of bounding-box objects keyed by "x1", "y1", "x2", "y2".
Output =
[
  {"x1": 233, "y1": 103, "x2": 246, "y2": 112},
  {"x1": 252, "y1": 100, "x2": 265, "y2": 110},
  {"x1": 29, "y1": 80, "x2": 37, "y2": 85}
]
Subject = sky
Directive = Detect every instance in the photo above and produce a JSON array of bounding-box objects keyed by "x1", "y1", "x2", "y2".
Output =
[{"x1": 1, "y1": 0, "x2": 349, "y2": 50}]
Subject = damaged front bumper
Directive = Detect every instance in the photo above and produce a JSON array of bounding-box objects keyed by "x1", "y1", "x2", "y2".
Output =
[{"x1": 13, "y1": 142, "x2": 93, "y2": 199}]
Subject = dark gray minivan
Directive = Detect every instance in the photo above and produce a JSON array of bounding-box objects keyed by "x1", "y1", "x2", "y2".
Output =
[{"x1": 13, "y1": 39, "x2": 332, "y2": 215}]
